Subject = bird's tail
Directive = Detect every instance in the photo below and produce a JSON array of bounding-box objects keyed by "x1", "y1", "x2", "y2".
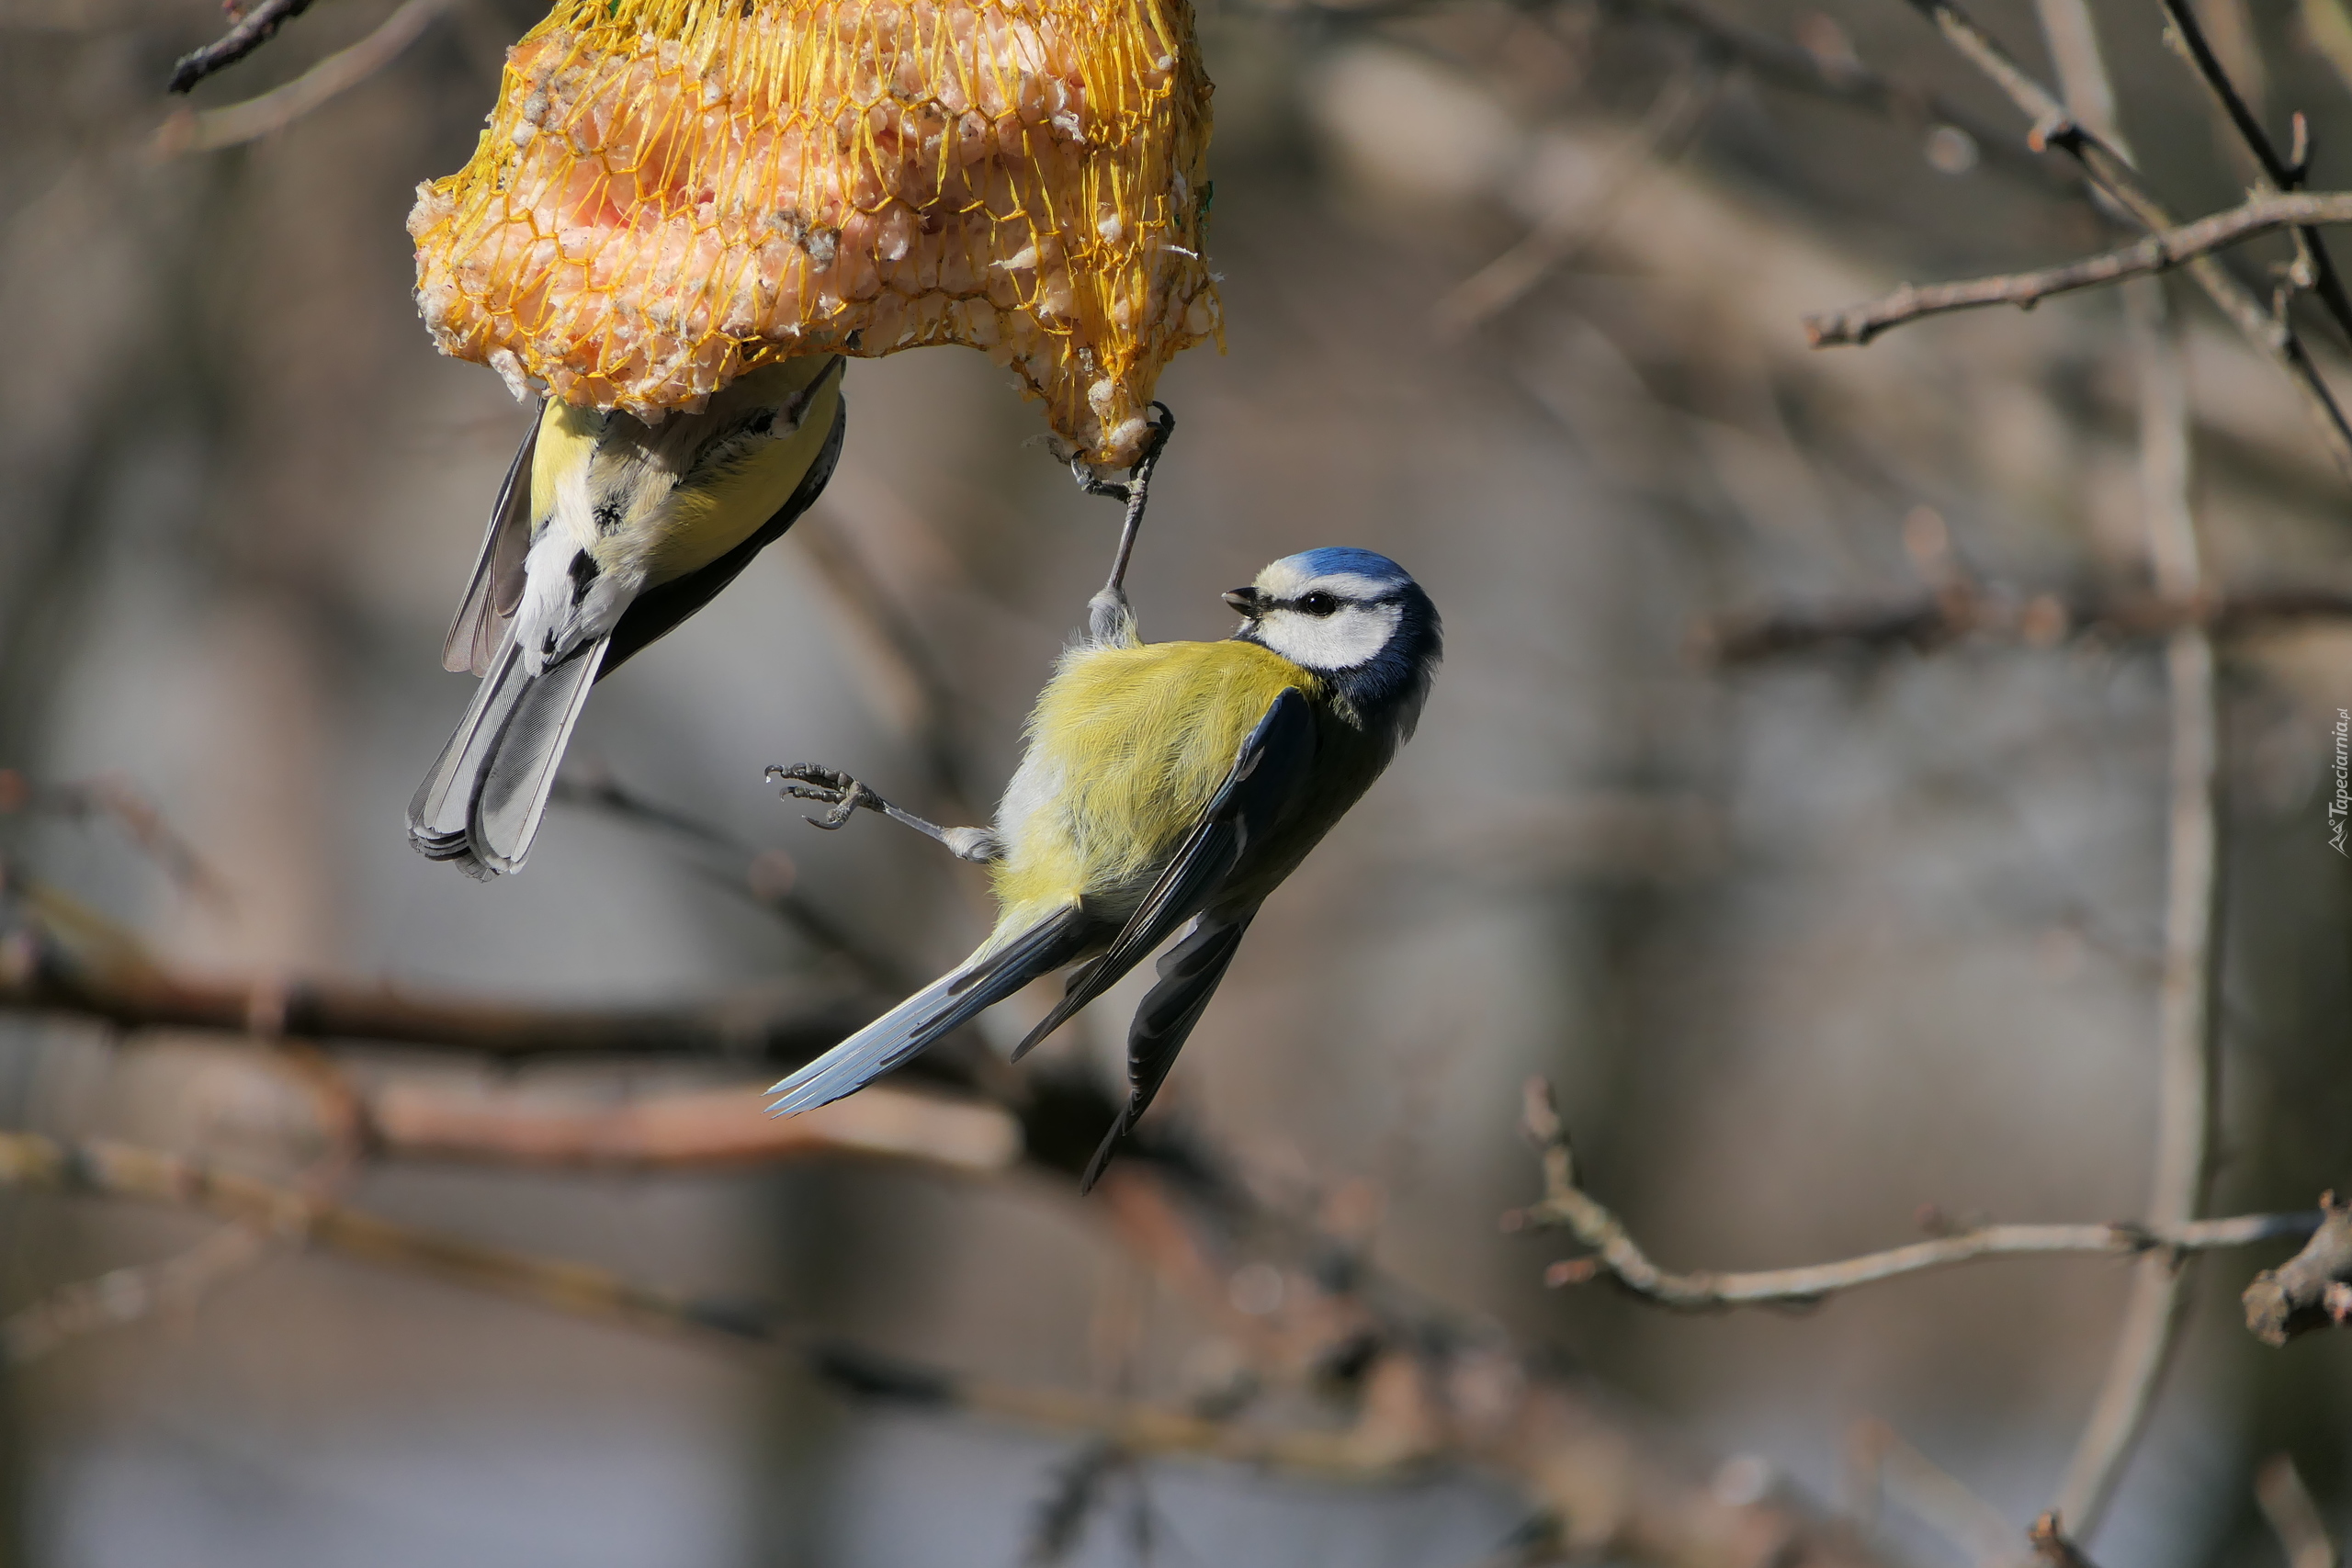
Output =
[
  {"x1": 765, "y1": 907, "x2": 1094, "y2": 1115},
  {"x1": 407, "y1": 635, "x2": 608, "y2": 876}
]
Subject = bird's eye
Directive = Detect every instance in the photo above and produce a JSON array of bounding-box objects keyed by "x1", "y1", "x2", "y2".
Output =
[{"x1": 1297, "y1": 592, "x2": 1339, "y2": 616}]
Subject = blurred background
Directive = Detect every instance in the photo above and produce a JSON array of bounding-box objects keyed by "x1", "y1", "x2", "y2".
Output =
[{"x1": 1, "y1": 0, "x2": 2350, "y2": 1560}]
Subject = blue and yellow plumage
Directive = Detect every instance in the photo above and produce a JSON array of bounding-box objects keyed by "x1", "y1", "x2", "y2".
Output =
[
  {"x1": 767, "y1": 545, "x2": 1442, "y2": 1187},
  {"x1": 411, "y1": 355, "x2": 846, "y2": 876}
]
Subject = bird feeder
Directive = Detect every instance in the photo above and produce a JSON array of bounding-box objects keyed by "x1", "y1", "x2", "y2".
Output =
[{"x1": 408, "y1": 0, "x2": 1218, "y2": 466}]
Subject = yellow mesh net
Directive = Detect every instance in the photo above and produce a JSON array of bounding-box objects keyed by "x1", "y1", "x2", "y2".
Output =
[{"x1": 408, "y1": 0, "x2": 1216, "y2": 465}]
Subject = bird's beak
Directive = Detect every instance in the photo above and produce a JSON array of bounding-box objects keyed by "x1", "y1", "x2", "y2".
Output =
[{"x1": 1223, "y1": 587, "x2": 1262, "y2": 617}]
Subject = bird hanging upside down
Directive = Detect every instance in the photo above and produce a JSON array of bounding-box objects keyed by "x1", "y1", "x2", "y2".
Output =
[
  {"x1": 766, "y1": 416, "x2": 1441, "y2": 1187},
  {"x1": 411, "y1": 355, "x2": 846, "y2": 875}
]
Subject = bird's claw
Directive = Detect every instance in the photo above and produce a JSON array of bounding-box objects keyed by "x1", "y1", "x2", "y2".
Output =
[{"x1": 766, "y1": 763, "x2": 875, "y2": 831}]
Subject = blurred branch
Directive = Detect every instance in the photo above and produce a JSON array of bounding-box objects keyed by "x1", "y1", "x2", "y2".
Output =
[
  {"x1": 796, "y1": 512, "x2": 979, "y2": 815},
  {"x1": 1848, "y1": 1417, "x2": 2018, "y2": 1568},
  {"x1": 2, "y1": 1223, "x2": 266, "y2": 1365},
  {"x1": 0, "y1": 1093, "x2": 1901, "y2": 1567},
  {"x1": 2303, "y1": 0, "x2": 2352, "y2": 103},
  {"x1": 155, "y1": 0, "x2": 463, "y2": 154},
  {"x1": 1896, "y1": 0, "x2": 2352, "y2": 481},
  {"x1": 1512, "y1": 1081, "x2": 2314, "y2": 1308},
  {"x1": 0, "y1": 769, "x2": 232, "y2": 908},
  {"x1": 0, "y1": 1130, "x2": 799, "y2": 1341},
  {"x1": 1804, "y1": 190, "x2": 2352, "y2": 345},
  {"x1": 2053, "y1": 180, "x2": 2219, "y2": 1535},
  {"x1": 0, "y1": 926, "x2": 881, "y2": 1064},
  {"x1": 1573, "y1": 0, "x2": 2080, "y2": 195},
  {"x1": 2242, "y1": 1192, "x2": 2352, "y2": 1345},
  {"x1": 2254, "y1": 1454, "x2": 2338, "y2": 1568},
  {"x1": 1696, "y1": 583, "x2": 2352, "y2": 663},
  {"x1": 1436, "y1": 63, "x2": 1722, "y2": 336},
  {"x1": 166, "y1": 0, "x2": 319, "y2": 93},
  {"x1": 548, "y1": 769, "x2": 914, "y2": 990},
  {"x1": 368, "y1": 1078, "x2": 1021, "y2": 1174}
]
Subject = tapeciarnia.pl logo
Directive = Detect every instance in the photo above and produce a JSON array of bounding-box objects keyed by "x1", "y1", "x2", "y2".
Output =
[{"x1": 2331, "y1": 708, "x2": 2350, "y2": 857}]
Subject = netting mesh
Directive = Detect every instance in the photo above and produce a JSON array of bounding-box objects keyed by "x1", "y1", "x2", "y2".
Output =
[{"x1": 408, "y1": 0, "x2": 1216, "y2": 464}]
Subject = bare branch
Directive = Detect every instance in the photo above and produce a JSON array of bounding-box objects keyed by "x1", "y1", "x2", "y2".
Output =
[
  {"x1": 2154, "y1": 0, "x2": 2352, "y2": 348},
  {"x1": 166, "y1": 0, "x2": 321, "y2": 94},
  {"x1": 1512, "y1": 1081, "x2": 2313, "y2": 1309},
  {"x1": 2243, "y1": 1192, "x2": 2352, "y2": 1345},
  {"x1": 156, "y1": 0, "x2": 464, "y2": 154},
  {"x1": 368, "y1": 1078, "x2": 1022, "y2": 1174},
  {"x1": 1804, "y1": 191, "x2": 2352, "y2": 345},
  {"x1": 1893, "y1": 0, "x2": 2352, "y2": 481}
]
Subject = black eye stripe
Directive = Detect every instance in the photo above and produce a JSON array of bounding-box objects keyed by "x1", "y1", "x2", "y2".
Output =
[{"x1": 1273, "y1": 591, "x2": 1402, "y2": 614}]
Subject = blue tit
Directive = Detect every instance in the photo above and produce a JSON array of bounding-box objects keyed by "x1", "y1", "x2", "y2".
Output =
[
  {"x1": 410, "y1": 355, "x2": 847, "y2": 876},
  {"x1": 766, "y1": 547, "x2": 1441, "y2": 1188}
]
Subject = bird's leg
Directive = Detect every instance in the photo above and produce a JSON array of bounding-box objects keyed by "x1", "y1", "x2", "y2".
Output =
[
  {"x1": 766, "y1": 764, "x2": 1001, "y2": 863},
  {"x1": 1068, "y1": 403, "x2": 1175, "y2": 647}
]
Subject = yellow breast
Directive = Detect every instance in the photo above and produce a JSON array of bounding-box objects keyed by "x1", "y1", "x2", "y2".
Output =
[
  {"x1": 989, "y1": 638, "x2": 1321, "y2": 922},
  {"x1": 528, "y1": 357, "x2": 843, "y2": 584}
]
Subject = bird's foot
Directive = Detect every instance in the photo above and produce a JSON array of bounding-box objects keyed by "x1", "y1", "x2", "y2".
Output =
[
  {"x1": 766, "y1": 764, "x2": 1001, "y2": 862},
  {"x1": 767, "y1": 763, "x2": 877, "y2": 830}
]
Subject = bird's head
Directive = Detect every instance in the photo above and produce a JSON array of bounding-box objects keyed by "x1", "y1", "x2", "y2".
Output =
[{"x1": 1227, "y1": 548, "x2": 1441, "y2": 730}]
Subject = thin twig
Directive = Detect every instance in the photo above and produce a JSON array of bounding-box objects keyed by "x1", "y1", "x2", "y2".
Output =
[
  {"x1": 2154, "y1": 0, "x2": 2352, "y2": 348},
  {"x1": 1512, "y1": 1081, "x2": 2311, "y2": 1309},
  {"x1": 1805, "y1": 190, "x2": 2352, "y2": 345},
  {"x1": 1893, "y1": 0, "x2": 2352, "y2": 481},
  {"x1": 166, "y1": 0, "x2": 320, "y2": 93},
  {"x1": 155, "y1": 0, "x2": 464, "y2": 153}
]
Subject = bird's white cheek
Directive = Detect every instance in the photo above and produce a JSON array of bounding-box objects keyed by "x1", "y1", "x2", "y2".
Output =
[{"x1": 1256, "y1": 604, "x2": 1400, "y2": 671}]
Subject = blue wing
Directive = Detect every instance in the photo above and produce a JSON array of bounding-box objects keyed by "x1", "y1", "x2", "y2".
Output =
[{"x1": 1011, "y1": 685, "x2": 1315, "y2": 1063}]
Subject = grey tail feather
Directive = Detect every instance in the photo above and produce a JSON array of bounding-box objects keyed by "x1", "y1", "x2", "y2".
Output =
[
  {"x1": 407, "y1": 635, "x2": 607, "y2": 877},
  {"x1": 764, "y1": 906, "x2": 1094, "y2": 1116}
]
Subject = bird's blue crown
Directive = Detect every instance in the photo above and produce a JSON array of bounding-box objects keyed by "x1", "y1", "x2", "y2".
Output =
[{"x1": 1281, "y1": 547, "x2": 1417, "y2": 586}]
